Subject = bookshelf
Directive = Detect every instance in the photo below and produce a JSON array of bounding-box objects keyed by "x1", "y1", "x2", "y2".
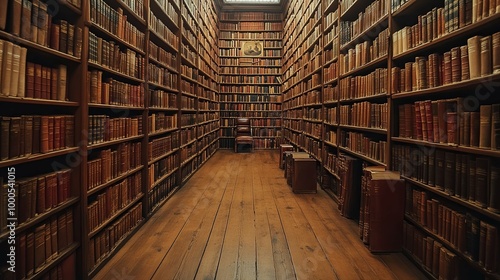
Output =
[
  {"x1": 0, "y1": 0, "x2": 219, "y2": 277},
  {"x1": 283, "y1": 0, "x2": 500, "y2": 279},
  {"x1": 218, "y1": 11, "x2": 283, "y2": 150}
]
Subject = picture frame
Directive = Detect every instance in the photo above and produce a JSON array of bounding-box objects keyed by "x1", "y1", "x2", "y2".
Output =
[{"x1": 241, "y1": 41, "x2": 264, "y2": 57}]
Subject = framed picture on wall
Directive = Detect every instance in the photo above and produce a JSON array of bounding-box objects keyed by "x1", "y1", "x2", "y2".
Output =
[{"x1": 241, "y1": 41, "x2": 263, "y2": 57}]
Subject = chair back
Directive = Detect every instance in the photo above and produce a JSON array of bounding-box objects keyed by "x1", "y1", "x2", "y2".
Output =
[{"x1": 236, "y1": 118, "x2": 251, "y2": 137}]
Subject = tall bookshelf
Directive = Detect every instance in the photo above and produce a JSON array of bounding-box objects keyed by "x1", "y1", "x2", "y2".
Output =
[
  {"x1": 282, "y1": 0, "x2": 500, "y2": 279},
  {"x1": 0, "y1": 0, "x2": 219, "y2": 277},
  {"x1": 218, "y1": 11, "x2": 283, "y2": 150}
]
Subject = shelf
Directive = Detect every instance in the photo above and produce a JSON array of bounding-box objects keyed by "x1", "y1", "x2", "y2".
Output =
[
  {"x1": 150, "y1": 168, "x2": 179, "y2": 189},
  {"x1": 181, "y1": 54, "x2": 197, "y2": 68},
  {"x1": 0, "y1": 147, "x2": 80, "y2": 168},
  {"x1": 88, "y1": 194, "x2": 144, "y2": 239},
  {"x1": 339, "y1": 55, "x2": 388, "y2": 79},
  {"x1": 87, "y1": 22, "x2": 145, "y2": 56},
  {"x1": 148, "y1": 107, "x2": 179, "y2": 112},
  {"x1": 56, "y1": 0, "x2": 82, "y2": 15},
  {"x1": 219, "y1": 65, "x2": 281, "y2": 68},
  {"x1": 392, "y1": 0, "x2": 435, "y2": 18},
  {"x1": 88, "y1": 103, "x2": 144, "y2": 110},
  {"x1": 392, "y1": 73, "x2": 500, "y2": 99},
  {"x1": 179, "y1": 138, "x2": 197, "y2": 149},
  {"x1": 181, "y1": 123, "x2": 197, "y2": 129},
  {"x1": 324, "y1": 166, "x2": 341, "y2": 181},
  {"x1": 324, "y1": 140, "x2": 338, "y2": 148},
  {"x1": 0, "y1": 31, "x2": 81, "y2": 63},
  {"x1": 341, "y1": 0, "x2": 370, "y2": 20},
  {"x1": 303, "y1": 118, "x2": 322, "y2": 124},
  {"x1": 0, "y1": 96, "x2": 79, "y2": 106},
  {"x1": 148, "y1": 81, "x2": 178, "y2": 93},
  {"x1": 0, "y1": 197, "x2": 79, "y2": 242},
  {"x1": 181, "y1": 154, "x2": 198, "y2": 166},
  {"x1": 148, "y1": 56, "x2": 178, "y2": 74},
  {"x1": 392, "y1": 137, "x2": 500, "y2": 158},
  {"x1": 338, "y1": 124, "x2": 387, "y2": 135},
  {"x1": 30, "y1": 243, "x2": 80, "y2": 280},
  {"x1": 150, "y1": 0, "x2": 179, "y2": 31},
  {"x1": 338, "y1": 146, "x2": 387, "y2": 166},
  {"x1": 181, "y1": 74, "x2": 199, "y2": 84},
  {"x1": 393, "y1": 13, "x2": 500, "y2": 62},
  {"x1": 402, "y1": 176, "x2": 500, "y2": 222},
  {"x1": 180, "y1": 108, "x2": 197, "y2": 113},
  {"x1": 404, "y1": 215, "x2": 500, "y2": 280},
  {"x1": 339, "y1": 93, "x2": 388, "y2": 104},
  {"x1": 149, "y1": 148, "x2": 179, "y2": 166},
  {"x1": 115, "y1": 0, "x2": 146, "y2": 26},
  {"x1": 88, "y1": 135, "x2": 144, "y2": 150},
  {"x1": 87, "y1": 165, "x2": 144, "y2": 196},
  {"x1": 88, "y1": 61, "x2": 144, "y2": 83},
  {"x1": 147, "y1": 185, "x2": 180, "y2": 217},
  {"x1": 149, "y1": 28, "x2": 179, "y2": 53},
  {"x1": 323, "y1": 100, "x2": 338, "y2": 107},
  {"x1": 220, "y1": 101, "x2": 282, "y2": 104}
]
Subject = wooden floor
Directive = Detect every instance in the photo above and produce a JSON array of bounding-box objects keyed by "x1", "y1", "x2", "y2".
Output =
[{"x1": 94, "y1": 150, "x2": 427, "y2": 280}]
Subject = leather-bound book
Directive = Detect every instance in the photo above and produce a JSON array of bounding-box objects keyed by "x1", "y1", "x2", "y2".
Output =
[
  {"x1": 457, "y1": 213, "x2": 466, "y2": 253},
  {"x1": 485, "y1": 224, "x2": 498, "y2": 272},
  {"x1": 0, "y1": 117, "x2": 9, "y2": 160},
  {"x1": 33, "y1": 224, "x2": 46, "y2": 272},
  {"x1": 0, "y1": 0, "x2": 7, "y2": 30},
  {"x1": 428, "y1": 150, "x2": 436, "y2": 186},
  {"x1": 25, "y1": 62, "x2": 35, "y2": 98},
  {"x1": 57, "y1": 213, "x2": 68, "y2": 250},
  {"x1": 468, "y1": 36, "x2": 483, "y2": 79},
  {"x1": 475, "y1": 157, "x2": 490, "y2": 207},
  {"x1": 479, "y1": 105, "x2": 492, "y2": 148},
  {"x1": 454, "y1": 154, "x2": 462, "y2": 197},
  {"x1": 491, "y1": 104, "x2": 500, "y2": 150},
  {"x1": 65, "y1": 115, "x2": 74, "y2": 147},
  {"x1": 61, "y1": 253, "x2": 75, "y2": 279},
  {"x1": 1, "y1": 41, "x2": 13, "y2": 96},
  {"x1": 470, "y1": 111, "x2": 480, "y2": 147},
  {"x1": 451, "y1": 47, "x2": 462, "y2": 83},
  {"x1": 432, "y1": 241, "x2": 442, "y2": 277},
  {"x1": 36, "y1": 2, "x2": 48, "y2": 46},
  {"x1": 460, "y1": 45, "x2": 470, "y2": 81},
  {"x1": 30, "y1": 0, "x2": 39, "y2": 43},
  {"x1": 26, "y1": 232, "x2": 34, "y2": 276},
  {"x1": 50, "y1": 68, "x2": 58, "y2": 100},
  {"x1": 9, "y1": 117, "x2": 21, "y2": 159},
  {"x1": 67, "y1": 24, "x2": 74, "y2": 56},
  {"x1": 481, "y1": 36, "x2": 492, "y2": 76},
  {"x1": 50, "y1": 24, "x2": 60, "y2": 51},
  {"x1": 45, "y1": 222, "x2": 52, "y2": 262},
  {"x1": 425, "y1": 100, "x2": 433, "y2": 142},
  {"x1": 36, "y1": 177, "x2": 46, "y2": 214},
  {"x1": 66, "y1": 210, "x2": 73, "y2": 244},
  {"x1": 443, "y1": 51, "x2": 452, "y2": 85},
  {"x1": 45, "y1": 173, "x2": 56, "y2": 210},
  {"x1": 437, "y1": 100, "x2": 448, "y2": 143},
  {"x1": 462, "y1": 112, "x2": 471, "y2": 146},
  {"x1": 59, "y1": 20, "x2": 68, "y2": 54},
  {"x1": 489, "y1": 166, "x2": 500, "y2": 213},
  {"x1": 479, "y1": 221, "x2": 487, "y2": 265},
  {"x1": 47, "y1": 116, "x2": 54, "y2": 151},
  {"x1": 50, "y1": 218, "x2": 57, "y2": 257},
  {"x1": 17, "y1": 233, "x2": 26, "y2": 279},
  {"x1": 492, "y1": 32, "x2": 500, "y2": 74},
  {"x1": 34, "y1": 63, "x2": 42, "y2": 99},
  {"x1": 18, "y1": 47, "x2": 27, "y2": 97},
  {"x1": 58, "y1": 64, "x2": 67, "y2": 101},
  {"x1": 468, "y1": 214, "x2": 480, "y2": 260},
  {"x1": 74, "y1": 26, "x2": 82, "y2": 58},
  {"x1": 415, "y1": 101, "x2": 423, "y2": 140},
  {"x1": 10, "y1": 0, "x2": 22, "y2": 36},
  {"x1": 425, "y1": 237, "x2": 434, "y2": 270},
  {"x1": 20, "y1": 0, "x2": 31, "y2": 39},
  {"x1": 444, "y1": 152, "x2": 456, "y2": 195},
  {"x1": 32, "y1": 115, "x2": 41, "y2": 153},
  {"x1": 435, "y1": 150, "x2": 445, "y2": 191}
]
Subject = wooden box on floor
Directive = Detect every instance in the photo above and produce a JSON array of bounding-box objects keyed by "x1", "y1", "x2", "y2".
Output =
[
  {"x1": 279, "y1": 144, "x2": 294, "y2": 169},
  {"x1": 285, "y1": 152, "x2": 310, "y2": 183},
  {"x1": 291, "y1": 157, "x2": 317, "y2": 193}
]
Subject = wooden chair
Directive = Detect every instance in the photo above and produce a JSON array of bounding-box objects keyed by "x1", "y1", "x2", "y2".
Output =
[{"x1": 234, "y1": 118, "x2": 253, "y2": 152}]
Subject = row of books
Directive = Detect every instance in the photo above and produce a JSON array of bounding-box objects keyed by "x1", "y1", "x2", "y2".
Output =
[
  {"x1": 88, "y1": 203, "x2": 142, "y2": 269},
  {"x1": 392, "y1": 1, "x2": 500, "y2": 57},
  {"x1": 325, "y1": 107, "x2": 338, "y2": 125},
  {"x1": 0, "y1": 41, "x2": 26, "y2": 98},
  {"x1": 0, "y1": 115, "x2": 74, "y2": 160},
  {"x1": 219, "y1": 31, "x2": 282, "y2": 40},
  {"x1": 181, "y1": 44, "x2": 197, "y2": 64},
  {"x1": 324, "y1": 130, "x2": 337, "y2": 144},
  {"x1": 339, "y1": 29, "x2": 389, "y2": 75},
  {"x1": 336, "y1": 154, "x2": 362, "y2": 218},
  {"x1": 149, "y1": 41, "x2": 177, "y2": 69},
  {"x1": 324, "y1": 61, "x2": 338, "y2": 83},
  {"x1": 149, "y1": 10, "x2": 179, "y2": 49},
  {"x1": 148, "y1": 132, "x2": 179, "y2": 161},
  {"x1": 197, "y1": 122, "x2": 219, "y2": 137},
  {"x1": 4, "y1": 1, "x2": 82, "y2": 57},
  {"x1": 149, "y1": 89, "x2": 177, "y2": 109},
  {"x1": 88, "y1": 32, "x2": 145, "y2": 80},
  {"x1": 87, "y1": 143, "x2": 142, "y2": 190},
  {"x1": 180, "y1": 127, "x2": 196, "y2": 144},
  {"x1": 88, "y1": 70, "x2": 144, "y2": 106},
  {"x1": 180, "y1": 143, "x2": 197, "y2": 163},
  {"x1": 407, "y1": 187, "x2": 499, "y2": 272},
  {"x1": 197, "y1": 112, "x2": 218, "y2": 122},
  {"x1": 339, "y1": 68, "x2": 388, "y2": 100},
  {"x1": 304, "y1": 108, "x2": 322, "y2": 121},
  {"x1": 13, "y1": 210, "x2": 74, "y2": 279},
  {"x1": 151, "y1": 0, "x2": 178, "y2": 27},
  {"x1": 148, "y1": 174, "x2": 176, "y2": 210},
  {"x1": 148, "y1": 153, "x2": 177, "y2": 185},
  {"x1": 180, "y1": 113, "x2": 195, "y2": 127},
  {"x1": 220, "y1": 103, "x2": 282, "y2": 111},
  {"x1": 180, "y1": 64, "x2": 198, "y2": 80},
  {"x1": 219, "y1": 12, "x2": 281, "y2": 21},
  {"x1": 149, "y1": 63, "x2": 178, "y2": 89},
  {"x1": 89, "y1": 0, "x2": 145, "y2": 50},
  {"x1": 219, "y1": 94, "x2": 282, "y2": 103},
  {"x1": 198, "y1": 101, "x2": 219, "y2": 111},
  {"x1": 303, "y1": 122, "x2": 322, "y2": 138},
  {"x1": 339, "y1": 102, "x2": 388, "y2": 130},
  {"x1": 0, "y1": 169, "x2": 71, "y2": 227},
  {"x1": 404, "y1": 222, "x2": 462, "y2": 280},
  {"x1": 88, "y1": 115, "x2": 142, "y2": 145},
  {"x1": 87, "y1": 172, "x2": 142, "y2": 232},
  {"x1": 398, "y1": 100, "x2": 500, "y2": 149},
  {"x1": 393, "y1": 34, "x2": 500, "y2": 93},
  {"x1": 339, "y1": 0, "x2": 389, "y2": 46},
  {"x1": 198, "y1": 88, "x2": 217, "y2": 101},
  {"x1": 323, "y1": 85, "x2": 339, "y2": 103},
  {"x1": 149, "y1": 113, "x2": 177, "y2": 134},
  {"x1": 392, "y1": 145, "x2": 500, "y2": 213},
  {"x1": 220, "y1": 58, "x2": 280, "y2": 66},
  {"x1": 220, "y1": 111, "x2": 281, "y2": 118},
  {"x1": 339, "y1": 131, "x2": 388, "y2": 164},
  {"x1": 283, "y1": 5, "x2": 320, "y2": 54},
  {"x1": 180, "y1": 95, "x2": 195, "y2": 109},
  {"x1": 121, "y1": 0, "x2": 144, "y2": 19}
]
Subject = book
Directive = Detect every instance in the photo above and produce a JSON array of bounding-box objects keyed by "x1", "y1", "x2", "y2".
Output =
[
  {"x1": 1, "y1": 41, "x2": 13, "y2": 96},
  {"x1": 20, "y1": 0, "x2": 32, "y2": 39},
  {"x1": 10, "y1": 0, "x2": 22, "y2": 36},
  {"x1": 34, "y1": 224, "x2": 46, "y2": 272},
  {"x1": 58, "y1": 65, "x2": 67, "y2": 101},
  {"x1": 493, "y1": 32, "x2": 500, "y2": 73},
  {"x1": 480, "y1": 36, "x2": 492, "y2": 76},
  {"x1": 489, "y1": 166, "x2": 500, "y2": 213},
  {"x1": 468, "y1": 36, "x2": 483, "y2": 79},
  {"x1": 18, "y1": 47, "x2": 27, "y2": 97},
  {"x1": 475, "y1": 157, "x2": 490, "y2": 208},
  {"x1": 479, "y1": 105, "x2": 492, "y2": 148},
  {"x1": 10, "y1": 44, "x2": 21, "y2": 97}
]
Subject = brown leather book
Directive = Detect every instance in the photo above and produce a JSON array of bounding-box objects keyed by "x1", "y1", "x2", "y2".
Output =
[
  {"x1": 18, "y1": 180, "x2": 28, "y2": 223},
  {"x1": 489, "y1": 166, "x2": 500, "y2": 213},
  {"x1": 24, "y1": 115, "x2": 32, "y2": 156},
  {"x1": 20, "y1": 0, "x2": 32, "y2": 39},
  {"x1": 470, "y1": 111, "x2": 480, "y2": 147},
  {"x1": 36, "y1": 177, "x2": 46, "y2": 214},
  {"x1": 65, "y1": 115, "x2": 74, "y2": 147},
  {"x1": 443, "y1": 51, "x2": 452, "y2": 85},
  {"x1": 10, "y1": 0, "x2": 22, "y2": 36},
  {"x1": 25, "y1": 62, "x2": 35, "y2": 98},
  {"x1": 468, "y1": 36, "x2": 483, "y2": 79},
  {"x1": 47, "y1": 116, "x2": 54, "y2": 151},
  {"x1": 66, "y1": 210, "x2": 73, "y2": 244},
  {"x1": 451, "y1": 47, "x2": 462, "y2": 83},
  {"x1": 30, "y1": 0, "x2": 39, "y2": 43},
  {"x1": 463, "y1": 112, "x2": 471, "y2": 146},
  {"x1": 41, "y1": 66, "x2": 49, "y2": 99},
  {"x1": 50, "y1": 68, "x2": 58, "y2": 100},
  {"x1": 444, "y1": 152, "x2": 456, "y2": 195},
  {"x1": 485, "y1": 223, "x2": 498, "y2": 272},
  {"x1": 479, "y1": 221, "x2": 487, "y2": 265},
  {"x1": 57, "y1": 213, "x2": 68, "y2": 250},
  {"x1": 50, "y1": 24, "x2": 60, "y2": 51},
  {"x1": 32, "y1": 115, "x2": 41, "y2": 153},
  {"x1": 54, "y1": 116, "x2": 61, "y2": 150},
  {"x1": 37, "y1": 2, "x2": 48, "y2": 46},
  {"x1": 18, "y1": 233, "x2": 26, "y2": 279},
  {"x1": 468, "y1": 158, "x2": 477, "y2": 202},
  {"x1": 61, "y1": 253, "x2": 75, "y2": 279},
  {"x1": 0, "y1": 117, "x2": 9, "y2": 160},
  {"x1": 457, "y1": 213, "x2": 466, "y2": 253},
  {"x1": 425, "y1": 100, "x2": 433, "y2": 142},
  {"x1": 0, "y1": 0, "x2": 7, "y2": 30},
  {"x1": 33, "y1": 224, "x2": 46, "y2": 272},
  {"x1": 34, "y1": 63, "x2": 42, "y2": 99},
  {"x1": 50, "y1": 218, "x2": 58, "y2": 258},
  {"x1": 475, "y1": 157, "x2": 490, "y2": 207},
  {"x1": 26, "y1": 232, "x2": 35, "y2": 276},
  {"x1": 493, "y1": 32, "x2": 500, "y2": 74},
  {"x1": 18, "y1": 47, "x2": 27, "y2": 97},
  {"x1": 45, "y1": 173, "x2": 56, "y2": 210},
  {"x1": 1, "y1": 41, "x2": 13, "y2": 96},
  {"x1": 480, "y1": 36, "x2": 492, "y2": 76},
  {"x1": 67, "y1": 24, "x2": 74, "y2": 56},
  {"x1": 44, "y1": 222, "x2": 52, "y2": 262},
  {"x1": 454, "y1": 155, "x2": 463, "y2": 197},
  {"x1": 59, "y1": 20, "x2": 68, "y2": 54},
  {"x1": 74, "y1": 26, "x2": 82, "y2": 58},
  {"x1": 479, "y1": 105, "x2": 492, "y2": 148},
  {"x1": 9, "y1": 117, "x2": 21, "y2": 159},
  {"x1": 460, "y1": 45, "x2": 470, "y2": 81}
]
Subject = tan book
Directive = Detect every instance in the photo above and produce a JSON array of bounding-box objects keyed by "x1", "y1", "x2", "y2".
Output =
[
  {"x1": 493, "y1": 32, "x2": 500, "y2": 74},
  {"x1": 1, "y1": 41, "x2": 14, "y2": 96},
  {"x1": 468, "y1": 36, "x2": 483, "y2": 79},
  {"x1": 0, "y1": 40, "x2": 3, "y2": 87},
  {"x1": 0, "y1": 0, "x2": 7, "y2": 30},
  {"x1": 18, "y1": 47, "x2": 27, "y2": 97},
  {"x1": 10, "y1": 0, "x2": 22, "y2": 36},
  {"x1": 10, "y1": 44, "x2": 21, "y2": 97},
  {"x1": 480, "y1": 36, "x2": 492, "y2": 76}
]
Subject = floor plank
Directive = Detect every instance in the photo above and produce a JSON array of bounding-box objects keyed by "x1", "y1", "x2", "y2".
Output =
[{"x1": 94, "y1": 150, "x2": 427, "y2": 280}]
